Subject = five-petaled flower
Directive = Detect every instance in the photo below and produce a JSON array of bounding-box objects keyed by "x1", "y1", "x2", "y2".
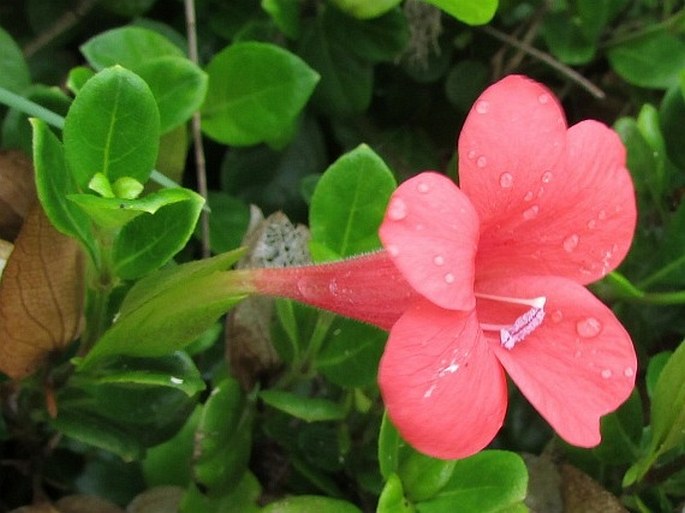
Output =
[{"x1": 240, "y1": 75, "x2": 637, "y2": 459}]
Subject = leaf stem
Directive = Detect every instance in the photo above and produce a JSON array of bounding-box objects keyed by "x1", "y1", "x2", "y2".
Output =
[
  {"x1": 638, "y1": 253, "x2": 685, "y2": 289},
  {"x1": 0, "y1": 86, "x2": 65, "y2": 128}
]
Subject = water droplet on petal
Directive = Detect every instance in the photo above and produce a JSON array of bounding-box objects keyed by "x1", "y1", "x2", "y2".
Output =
[
  {"x1": 388, "y1": 198, "x2": 407, "y2": 221},
  {"x1": 601, "y1": 369, "x2": 613, "y2": 379},
  {"x1": 563, "y1": 234, "x2": 579, "y2": 252},
  {"x1": 587, "y1": 219, "x2": 597, "y2": 229},
  {"x1": 499, "y1": 172, "x2": 514, "y2": 188},
  {"x1": 476, "y1": 156, "x2": 487, "y2": 168},
  {"x1": 598, "y1": 210, "x2": 607, "y2": 220},
  {"x1": 551, "y1": 310, "x2": 564, "y2": 323},
  {"x1": 433, "y1": 255, "x2": 445, "y2": 266},
  {"x1": 444, "y1": 273, "x2": 455, "y2": 284},
  {"x1": 467, "y1": 149, "x2": 477, "y2": 160},
  {"x1": 523, "y1": 205, "x2": 539, "y2": 220},
  {"x1": 576, "y1": 317, "x2": 602, "y2": 338},
  {"x1": 475, "y1": 100, "x2": 490, "y2": 114},
  {"x1": 417, "y1": 182, "x2": 430, "y2": 193},
  {"x1": 387, "y1": 244, "x2": 399, "y2": 257},
  {"x1": 624, "y1": 367, "x2": 635, "y2": 378},
  {"x1": 574, "y1": 349, "x2": 582, "y2": 359},
  {"x1": 524, "y1": 191, "x2": 534, "y2": 202},
  {"x1": 541, "y1": 171, "x2": 553, "y2": 183},
  {"x1": 538, "y1": 93, "x2": 550, "y2": 104}
]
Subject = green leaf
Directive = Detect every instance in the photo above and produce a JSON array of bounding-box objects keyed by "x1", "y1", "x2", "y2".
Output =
[
  {"x1": 261, "y1": 0, "x2": 301, "y2": 38},
  {"x1": 309, "y1": 144, "x2": 396, "y2": 260},
  {"x1": 378, "y1": 412, "x2": 401, "y2": 481},
  {"x1": 51, "y1": 409, "x2": 145, "y2": 462},
  {"x1": 261, "y1": 496, "x2": 363, "y2": 513},
  {"x1": 298, "y1": 20, "x2": 373, "y2": 117},
  {"x1": 180, "y1": 473, "x2": 261, "y2": 513},
  {"x1": 445, "y1": 60, "x2": 489, "y2": 111},
  {"x1": 660, "y1": 77, "x2": 685, "y2": 170},
  {"x1": 133, "y1": 56, "x2": 208, "y2": 133},
  {"x1": 328, "y1": 0, "x2": 402, "y2": 19},
  {"x1": 0, "y1": 27, "x2": 30, "y2": 93},
  {"x1": 193, "y1": 378, "x2": 253, "y2": 493},
  {"x1": 30, "y1": 118, "x2": 96, "y2": 259},
  {"x1": 378, "y1": 474, "x2": 416, "y2": 513},
  {"x1": 79, "y1": 269, "x2": 246, "y2": 365},
  {"x1": 542, "y1": 13, "x2": 596, "y2": 65},
  {"x1": 112, "y1": 189, "x2": 205, "y2": 279},
  {"x1": 66, "y1": 66, "x2": 95, "y2": 95},
  {"x1": 203, "y1": 192, "x2": 250, "y2": 254},
  {"x1": 648, "y1": 340, "x2": 685, "y2": 457},
  {"x1": 416, "y1": 451, "x2": 528, "y2": 513},
  {"x1": 82, "y1": 352, "x2": 206, "y2": 397},
  {"x1": 68, "y1": 186, "x2": 197, "y2": 231},
  {"x1": 259, "y1": 390, "x2": 346, "y2": 422},
  {"x1": 81, "y1": 26, "x2": 184, "y2": 71},
  {"x1": 202, "y1": 42, "x2": 319, "y2": 147},
  {"x1": 592, "y1": 390, "x2": 643, "y2": 465},
  {"x1": 316, "y1": 318, "x2": 386, "y2": 387},
  {"x1": 63, "y1": 66, "x2": 160, "y2": 188},
  {"x1": 422, "y1": 0, "x2": 498, "y2": 25},
  {"x1": 607, "y1": 31, "x2": 685, "y2": 89},
  {"x1": 646, "y1": 351, "x2": 672, "y2": 398},
  {"x1": 399, "y1": 451, "x2": 457, "y2": 502}
]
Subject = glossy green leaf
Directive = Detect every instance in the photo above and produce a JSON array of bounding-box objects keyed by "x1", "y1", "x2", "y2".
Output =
[
  {"x1": 592, "y1": 390, "x2": 643, "y2": 465},
  {"x1": 399, "y1": 451, "x2": 457, "y2": 502},
  {"x1": 317, "y1": 318, "x2": 386, "y2": 387},
  {"x1": 379, "y1": 412, "x2": 401, "y2": 481},
  {"x1": 51, "y1": 409, "x2": 145, "y2": 461},
  {"x1": 202, "y1": 42, "x2": 319, "y2": 147},
  {"x1": 259, "y1": 390, "x2": 346, "y2": 422},
  {"x1": 143, "y1": 406, "x2": 200, "y2": 487},
  {"x1": 329, "y1": 0, "x2": 401, "y2": 19},
  {"x1": 79, "y1": 270, "x2": 246, "y2": 365},
  {"x1": 422, "y1": 0, "x2": 498, "y2": 25},
  {"x1": 82, "y1": 352, "x2": 206, "y2": 397},
  {"x1": 194, "y1": 378, "x2": 253, "y2": 493},
  {"x1": 298, "y1": 21, "x2": 373, "y2": 117},
  {"x1": 63, "y1": 66, "x2": 160, "y2": 188},
  {"x1": 68, "y1": 186, "x2": 197, "y2": 231},
  {"x1": 112, "y1": 191, "x2": 204, "y2": 279},
  {"x1": 261, "y1": 0, "x2": 301, "y2": 38},
  {"x1": 648, "y1": 340, "x2": 685, "y2": 457},
  {"x1": 66, "y1": 66, "x2": 95, "y2": 95},
  {"x1": 0, "y1": 27, "x2": 30, "y2": 93},
  {"x1": 416, "y1": 451, "x2": 527, "y2": 513},
  {"x1": 261, "y1": 496, "x2": 363, "y2": 513},
  {"x1": 81, "y1": 26, "x2": 184, "y2": 70},
  {"x1": 31, "y1": 118, "x2": 96, "y2": 259},
  {"x1": 309, "y1": 144, "x2": 396, "y2": 260},
  {"x1": 180, "y1": 473, "x2": 261, "y2": 513},
  {"x1": 646, "y1": 351, "x2": 672, "y2": 398},
  {"x1": 378, "y1": 474, "x2": 415, "y2": 513},
  {"x1": 134, "y1": 56, "x2": 208, "y2": 133},
  {"x1": 608, "y1": 31, "x2": 685, "y2": 89}
]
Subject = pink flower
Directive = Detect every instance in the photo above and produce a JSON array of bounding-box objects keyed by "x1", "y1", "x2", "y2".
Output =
[
  {"x1": 377, "y1": 75, "x2": 637, "y2": 458},
  {"x1": 241, "y1": 75, "x2": 637, "y2": 460}
]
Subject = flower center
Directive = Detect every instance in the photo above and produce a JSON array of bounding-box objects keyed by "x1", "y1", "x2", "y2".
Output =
[{"x1": 476, "y1": 293, "x2": 547, "y2": 350}]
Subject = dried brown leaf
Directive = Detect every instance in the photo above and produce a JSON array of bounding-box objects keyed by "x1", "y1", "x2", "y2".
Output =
[
  {"x1": 55, "y1": 495, "x2": 124, "y2": 513},
  {"x1": 0, "y1": 150, "x2": 36, "y2": 241},
  {"x1": 0, "y1": 204, "x2": 84, "y2": 379},
  {"x1": 127, "y1": 486, "x2": 184, "y2": 513},
  {"x1": 8, "y1": 504, "x2": 60, "y2": 513},
  {"x1": 560, "y1": 464, "x2": 628, "y2": 513}
]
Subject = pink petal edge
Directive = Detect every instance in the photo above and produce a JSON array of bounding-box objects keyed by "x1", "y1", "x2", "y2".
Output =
[
  {"x1": 379, "y1": 301, "x2": 508, "y2": 459},
  {"x1": 379, "y1": 172, "x2": 479, "y2": 311},
  {"x1": 478, "y1": 275, "x2": 637, "y2": 447}
]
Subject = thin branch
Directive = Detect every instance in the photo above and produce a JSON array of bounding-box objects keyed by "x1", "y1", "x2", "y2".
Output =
[
  {"x1": 184, "y1": 0, "x2": 211, "y2": 258},
  {"x1": 23, "y1": 0, "x2": 97, "y2": 58},
  {"x1": 480, "y1": 25, "x2": 606, "y2": 100}
]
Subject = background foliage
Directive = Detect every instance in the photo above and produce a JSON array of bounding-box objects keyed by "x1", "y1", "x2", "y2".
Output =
[{"x1": 1, "y1": 0, "x2": 685, "y2": 512}]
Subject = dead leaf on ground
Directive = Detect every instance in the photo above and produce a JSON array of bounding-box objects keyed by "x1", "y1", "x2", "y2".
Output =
[
  {"x1": 0, "y1": 204, "x2": 84, "y2": 379},
  {"x1": 560, "y1": 463, "x2": 628, "y2": 513},
  {"x1": 127, "y1": 486, "x2": 184, "y2": 513},
  {"x1": 55, "y1": 495, "x2": 124, "y2": 513},
  {"x1": 0, "y1": 150, "x2": 36, "y2": 241}
]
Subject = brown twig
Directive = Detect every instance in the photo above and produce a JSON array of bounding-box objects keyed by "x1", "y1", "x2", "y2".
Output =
[
  {"x1": 23, "y1": 0, "x2": 97, "y2": 58},
  {"x1": 481, "y1": 25, "x2": 606, "y2": 100},
  {"x1": 184, "y1": 0, "x2": 211, "y2": 258}
]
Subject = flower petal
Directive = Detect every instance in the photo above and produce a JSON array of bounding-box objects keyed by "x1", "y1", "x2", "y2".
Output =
[
  {"x1": 459, "y1": 75, "x2": 567, "y2": 232},
  {"x1": 379, "y1": 172, "x2": 479, "y2": 311},
  {"x1": 379, "y1": 300, "x2": 507, "y2": 459},
  {"x1": 476, "y1": 120, "x2": 636, "y2": 284},
  {"x1": 478, "y1": 276, "x2": 637, "y2": 448}
]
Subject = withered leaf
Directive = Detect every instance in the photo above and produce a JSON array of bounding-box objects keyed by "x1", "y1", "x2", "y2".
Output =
[
  {"x1": 127, "y1": 486, "x2": 184, "y2": 513},
  {"x1": 54, "y1": 495, "x2": 124, "y2": 513},
  {"x1": 560, "y1": 464, "x2": 628, "y2": 513},
  {"x1": 0, "y1": 150, "x2": 36, "y2": 241},
  {"x1": 0, "y1": 204, "x2": 84, "y2": 379}
]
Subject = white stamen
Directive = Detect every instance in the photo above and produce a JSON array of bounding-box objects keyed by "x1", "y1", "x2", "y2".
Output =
[
  {"x1": 499, "y1": 307, "x2": 546, "y2": 349},
  {"x1": 475, "y1": 292, "x2": 546, "y2": 310}
]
